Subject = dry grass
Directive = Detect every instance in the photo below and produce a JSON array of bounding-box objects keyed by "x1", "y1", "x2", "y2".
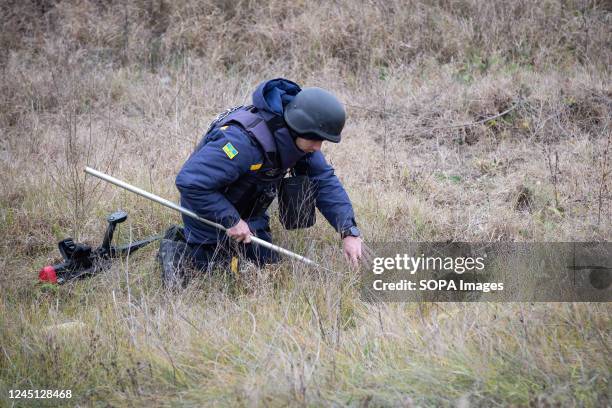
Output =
[{"x1": 1, "y1": 0, "x2": 611, "y2": 406}]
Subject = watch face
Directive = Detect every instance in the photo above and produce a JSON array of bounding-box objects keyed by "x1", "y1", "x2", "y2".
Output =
[{"x1": 344, "y1": 227, "x2": 360, "y2": 238}]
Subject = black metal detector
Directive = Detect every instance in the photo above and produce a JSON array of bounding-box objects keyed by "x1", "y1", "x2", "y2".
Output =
[{"x1": 38, "y1": 210, "x2": 160, "y2": 284}]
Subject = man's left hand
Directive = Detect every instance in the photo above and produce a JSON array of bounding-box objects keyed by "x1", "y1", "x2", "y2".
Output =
[{"x1": 343, "y1": 236, "x2": 362, "y2": 267}]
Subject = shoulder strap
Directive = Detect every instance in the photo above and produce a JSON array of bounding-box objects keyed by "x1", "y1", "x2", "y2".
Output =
[
  {"x1": 218, "y1": 106, "x2": 280, "y2": 169},
  {"x1": 223, "y1": 108, "x2": 276, "y2": 153}
]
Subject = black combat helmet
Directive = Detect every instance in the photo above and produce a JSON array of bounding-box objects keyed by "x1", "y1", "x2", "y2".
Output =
[{"x1": 283, "y1": 87, "x2": 346, "y2": 143}]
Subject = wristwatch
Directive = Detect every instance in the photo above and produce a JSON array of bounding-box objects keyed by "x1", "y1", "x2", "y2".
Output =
[{"x1": 341, "y1": 226, "x2": 361, "y2": 239}]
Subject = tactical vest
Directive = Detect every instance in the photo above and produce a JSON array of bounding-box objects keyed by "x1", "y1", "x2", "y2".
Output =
[{"x1": 203, "y1": 106, "x2": 286, "y2": 220}]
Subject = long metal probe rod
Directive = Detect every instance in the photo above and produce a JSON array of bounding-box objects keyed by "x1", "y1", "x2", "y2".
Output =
[{"x1": 84, "y1": 166, "x2": 319, "y2": 267}]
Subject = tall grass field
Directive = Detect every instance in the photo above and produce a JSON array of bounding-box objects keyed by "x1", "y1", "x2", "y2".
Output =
[{"x1": 0, "y1": 1, "x2": 610, "y2": 406}]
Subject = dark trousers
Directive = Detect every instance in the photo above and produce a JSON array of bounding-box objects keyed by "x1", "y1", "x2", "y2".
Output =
[
  {"x1": 158, "y1": 226, "x2": 279, "y2": 288},
  {"x1": 189, "y1": 228, "x2": 280, "y2": 271}
]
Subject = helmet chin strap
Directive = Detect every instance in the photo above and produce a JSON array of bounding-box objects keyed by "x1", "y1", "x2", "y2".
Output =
[
  {"x1": 288, "y1": 128, "x2": 307, "y2": 153},
  {"x1": 287, "y1": 127, "x2": 299, "y2": 140}
]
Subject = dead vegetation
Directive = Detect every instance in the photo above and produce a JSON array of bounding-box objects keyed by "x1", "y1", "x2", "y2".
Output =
[{"x1": 0, "y1": 0, "x2": 611, "y2": 406}]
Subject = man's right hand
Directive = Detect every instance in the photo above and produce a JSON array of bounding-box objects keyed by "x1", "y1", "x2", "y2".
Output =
[{"x1": 226, "y1": 219, "x2": 252, "y2": 243}]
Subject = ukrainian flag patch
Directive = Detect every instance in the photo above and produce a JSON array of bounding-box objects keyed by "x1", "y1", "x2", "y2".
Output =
[{"x1": 222, "y1": 142, "x2": 238, "y2": 159}]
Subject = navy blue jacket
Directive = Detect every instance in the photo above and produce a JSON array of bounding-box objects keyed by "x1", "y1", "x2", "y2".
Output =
[{"x1": 176, "y1": 78, "x2": 356, "y2": 244}]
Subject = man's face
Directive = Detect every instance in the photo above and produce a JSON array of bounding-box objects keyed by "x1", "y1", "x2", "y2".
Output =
[{"x1": 295, "y1": 137, "x2": 323, "y2": 153}]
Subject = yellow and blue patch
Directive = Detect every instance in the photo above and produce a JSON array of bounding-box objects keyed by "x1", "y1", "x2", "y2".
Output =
[{"x1": 222, "y1": 142, "x2": 238, "y2": 159}]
